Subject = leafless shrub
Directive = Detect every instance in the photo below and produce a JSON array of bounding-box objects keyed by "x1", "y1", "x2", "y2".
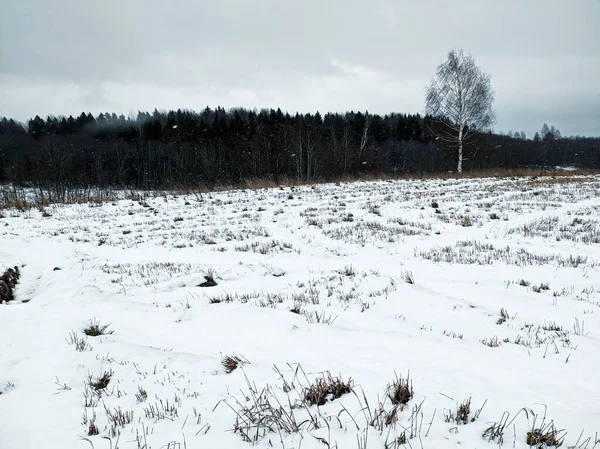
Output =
[
  {"x1": 221, "y1": 354, "x2": 250, "y2": 374},
  {"x1": 403, "y1": 270, "x2": 415, "y2": 285}
]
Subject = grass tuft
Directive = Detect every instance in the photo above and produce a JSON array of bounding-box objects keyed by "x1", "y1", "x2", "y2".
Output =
[
  {"x1": 387, "y1": 372, "x2": 414, "y2": 406},
  {"x1": 303, "y1": 372, "x2": 353, "y2": 406},
  {"x1": 221, "y1": 354, "x2": 250, "y2": 374},
  {"x1": 83, "y1": 319, "x2": 113, "y2": 337},
  {"x1": 89, "y1": 370, "x2": 113, "y2": 391}
]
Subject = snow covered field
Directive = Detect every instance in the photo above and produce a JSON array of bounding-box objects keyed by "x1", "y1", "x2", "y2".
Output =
[{"x1": 1, "y1": 175, "x2": 599, "y2": 449}]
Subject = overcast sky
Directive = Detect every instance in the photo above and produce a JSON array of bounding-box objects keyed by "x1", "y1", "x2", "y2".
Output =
[{"x1": 1, "y1": 0, "x2": 599, "y2": 137}]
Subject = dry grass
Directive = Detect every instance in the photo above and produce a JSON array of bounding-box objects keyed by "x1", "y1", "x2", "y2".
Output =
[
  {"x1": 216, "y1": 373, "x2": 313, "y2": 444},
  {"x1": 83, "y1": 319, "x2": 113, "y2": 337},
  {"x1": 89, "y1": 370, "x2": 113, "y2": 391},
  {"x1": 221, "y1": 354, "x2": 250, "y2": 374},
  {"x1": 87, "y1": 422, "x2": 99, "y2": 436},
  {"x1": 444, "y1": 397, "x2": 483, "y2": 425},
  {"x1": 303, "y1": 372, "x2": 353, "y2": 406},
  {"x1": 66, "y1": 331, "x2": 93, "y2": 352},
  {"x1": 527, "y1": 426, "x2": 565, "y2": 448},
  {"x1": 387, "y1": 372, "x2": 414, "y2": 406},
  {"x1": 527, "y1": 408, "x2": 566, "y2": 448},
  {"x1": 2, "y1": 169, "x2": 597, "y2": 211}
]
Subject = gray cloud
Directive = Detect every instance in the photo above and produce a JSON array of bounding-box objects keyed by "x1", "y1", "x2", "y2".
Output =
[{"x1": 1, "y1": 0, "x2": 599, "y2": 137}]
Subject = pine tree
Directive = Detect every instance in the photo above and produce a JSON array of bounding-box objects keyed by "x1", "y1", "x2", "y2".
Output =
[{"x1": 541, "y1": 123, "x2": 551, "y2": 139}]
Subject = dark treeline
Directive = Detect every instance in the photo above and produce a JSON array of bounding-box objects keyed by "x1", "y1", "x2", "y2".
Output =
[{"x1": 0, "y1": 108, "x2": 599, "y2": 196}]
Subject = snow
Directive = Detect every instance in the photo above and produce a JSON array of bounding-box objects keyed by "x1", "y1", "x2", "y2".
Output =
[{"x1": 1, "y1": 176, "x2": 599, "y2": 449}]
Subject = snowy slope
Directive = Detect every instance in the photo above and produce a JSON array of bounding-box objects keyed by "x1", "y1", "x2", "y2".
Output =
[{"x1": 1, "y1": 176, "x2": 599, "y2": 449}]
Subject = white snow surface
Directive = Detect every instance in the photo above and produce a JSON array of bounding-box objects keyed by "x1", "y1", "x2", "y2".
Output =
[{"x1": 1, "y1": 176, "x2": 600, "y2": 449}]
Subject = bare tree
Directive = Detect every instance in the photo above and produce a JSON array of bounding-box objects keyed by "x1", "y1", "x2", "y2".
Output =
[{"x1": 425, "y1": 49, "x2": 496, "y2": 173}]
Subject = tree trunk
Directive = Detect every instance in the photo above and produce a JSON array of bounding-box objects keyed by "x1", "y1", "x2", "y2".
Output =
[{"x1": 457, "y1": 124, "x2": 464, "y2": 173}]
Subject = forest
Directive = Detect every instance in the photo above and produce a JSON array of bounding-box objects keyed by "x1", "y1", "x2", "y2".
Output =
[{"x1": 0, "y1": 107, "x2": 598, "y2": 197}]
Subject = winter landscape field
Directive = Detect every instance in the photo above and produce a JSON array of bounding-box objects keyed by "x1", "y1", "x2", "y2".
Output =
[{"x1": 1, "y1": 174, "x2": 599, "y2": 449}]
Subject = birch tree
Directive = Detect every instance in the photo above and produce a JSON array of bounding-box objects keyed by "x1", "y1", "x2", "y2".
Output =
[{"x1": 425, "y1": 49, "x2": 496, "y2": 173}]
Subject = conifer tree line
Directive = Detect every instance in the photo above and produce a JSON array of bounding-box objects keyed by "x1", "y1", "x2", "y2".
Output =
[{"x1": 0, "y1": 108, "x2": 598, "y2": 193}]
